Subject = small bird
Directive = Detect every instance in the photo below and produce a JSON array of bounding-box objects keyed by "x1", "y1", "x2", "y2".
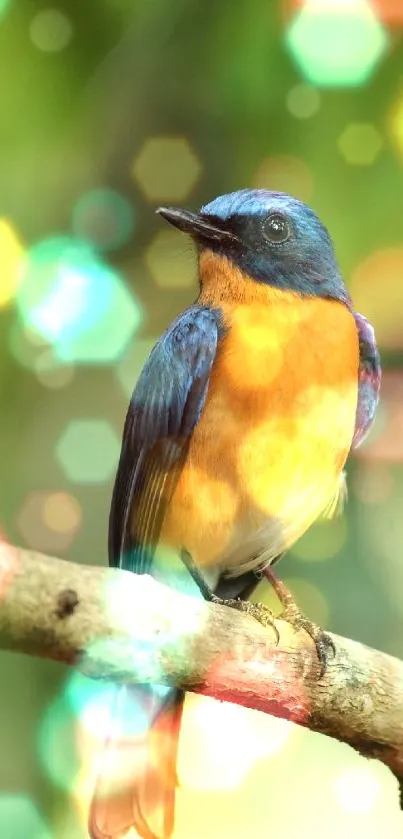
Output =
[{"x1": 89, "y1": 189, "x2": 381, "y2": 839}]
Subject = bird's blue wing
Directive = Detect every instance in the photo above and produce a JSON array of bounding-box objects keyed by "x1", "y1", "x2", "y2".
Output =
[
  {"x1": 109, "y1": 305, "x2": 223, "y2": 574},
  {"x1": 352, "y1": 311, "x2": 381, "y2": 449}
]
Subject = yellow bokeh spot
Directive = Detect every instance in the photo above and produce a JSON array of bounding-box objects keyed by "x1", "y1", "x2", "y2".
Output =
[
  {"x1": 178, "y1": 695, "x2": 293, "y2": 791},
  {"x1": 238, "y1": 383, "x2": 353, "y2": 521},
  {"x1": 144, "y1": 229, "x2": 196, "y2": 289},
  {"x1": 332, "y1": 765, "x2": 381, "y2": 813},
  {"x1": 349, "y1": 248, "x2": 403, "y2": 350},
  {"x1": 291, "y1": 515, "x2": 347, "y2": 561},
  {"x1": 389, "y1": 89, "x2": 403, "y2": 161},
  {"x1": 223, "y1": 301, "x2": 306, "y2": 391},
  {"x1": 17, "y1": 490, "x2": 81, "y2": 552},
  {"x1": 132, "y1": 136, "x2": 201, "y2": 201},
  {"x1": 253, "y1": 154, "x2": 313, "y2": 202},
  {"x1": 338, "y1": 122, "x2": 382, "y2": 165},
  {"x1": 42, "y1": 491, "x2": 82, "y2": 533},
  {"x1": 0, "y1": 219, "x2": 24, "y2": 306}
]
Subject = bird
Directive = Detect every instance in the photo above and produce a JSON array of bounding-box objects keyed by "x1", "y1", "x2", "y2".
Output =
[{"x1": 89, "y1": 188, "x2": 381, "y2": 839}]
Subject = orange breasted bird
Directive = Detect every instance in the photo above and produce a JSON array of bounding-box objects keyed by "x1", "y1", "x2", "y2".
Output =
[{"x1": 89, "y1": 189, "x2": 381, "y2": 839}]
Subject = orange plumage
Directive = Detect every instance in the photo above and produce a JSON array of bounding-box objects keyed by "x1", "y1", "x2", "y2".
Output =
[{"x1": 162, "y1": 252, "x2": 359, "y2": 574}]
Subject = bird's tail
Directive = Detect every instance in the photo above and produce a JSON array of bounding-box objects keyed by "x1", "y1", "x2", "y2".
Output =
[{"x1": 89, "y1": 684, "x2": 184, "y2": 839}]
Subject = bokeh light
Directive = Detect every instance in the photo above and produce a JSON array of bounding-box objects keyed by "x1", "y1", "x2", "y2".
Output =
[
  {"x1": 144, "y1": 229, "x2": 196, "y2": 288},
  {"x1": 285, "y1": 0, "x2": 388, "y2": 87},
  {"x1": 0, "y1": 0, "x2": 11, "y2": 21},
  {"x1": 3, "y1": 3, "x2": 403, "y2": 838},
  {"x1": 0, "y1": 219, "x2": 24, "y2": 307},
  {"x1": 351, "y1": 462, "x2": 393, "y2": 505},
  {"x1": 349, "y1": 249, "x2": 403, "y2": 350},
  {"x1": 338, "y1": 123, "x2": 383, "y2": 165},
  {"x1": 33, "y1": 350, "x2": 75, "y2": 389},
  {"x1": 38, "y1": 695, "x2": 79, "y2": 790},
  {"x1": 65, "y1": 671, "x2": 117, "y2": 740},
  {"x1": 290, "y1": 515, "x2": 347, "y2": 561},
  {"x1": 132, "y1": 137, "x2": 201, "y2": 201},
  {"x1": 0, "y1": 795, "x2": 51, "y2": 839},
  {"x1": 332, "y1": 765, "x2": 381, "y2": 813},
  {"x1": 16, "y1": 490, "x2": 82, "y2": 552},
  {"x1": 388, "y1": 90, "x2": 403, "y2": 161},
  {"x1": 9, "y1": 322, "x2": 76, "y2": 386},
  {"x1": 178, "y1": 695, "x2": 293, "y2": 791},
  {"x1": 55, "y1": 419, "x2": 120, "y2": 483},
  {"x1": 16, "y1": 237, "x2": 142, "y2": 363},
  {"x1": 353, "y1": 373, "x2": 403, "y2": 462},
  {"x1": 116, "y1": 337, "x2": 155, "y2": 399},
  {"x1": 286, "y1": 83, "x2": 321, "y2": 118},
  {"x1": 72, "y1": 188, "x2": 135, "y2": 252},
  {"x1": 29, "y1": 10, "x2": 73, "y2": 53},
  {"x1": 253, "y1": 154, "x2": 313, "y2": 201},
  {"x1": 255, "y1": 574, "x2": 329, "y2": 628},
  {"x1": 9, "y1": 322, "x2": 51, "y2": 371}
]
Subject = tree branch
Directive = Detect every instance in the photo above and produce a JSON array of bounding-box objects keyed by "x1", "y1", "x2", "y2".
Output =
[{"x1": 0, "y1": 542, "x2": 403, "y2": 804}]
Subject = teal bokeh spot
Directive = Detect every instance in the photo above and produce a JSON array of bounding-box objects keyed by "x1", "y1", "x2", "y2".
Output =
[
  {"x1": 65, "y1": 670, "x2": 115, "y2": 716},
  {"x1": 0, "y1": 0, "x2": 10, "y2": 20},
  {"x1": 37, "y1": 695, "x2": 79, "y2": 790},
  {"x1": 55, "y1": 418, "x2": 120, "y2": 483},
  {"x1": 64, "y1": 670, "x2": 159, "y2": 738},
  {"x1": 285, "y1": 1, "x2": 388, "y2": 88},
  {"x1": 16, "y1": 236, "x2": 142, "y2": 364},
  {"x1": 72, "y1": 188, "x2": 135, "y2": 252},
  {"x1": 0, "y1": 796, "x2": 51, "y2": 839}
]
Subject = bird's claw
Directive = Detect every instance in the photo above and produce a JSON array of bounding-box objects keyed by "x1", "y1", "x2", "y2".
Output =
[
  {"x1": 211, "y1": 595, "x2": 280, "y2": 644},
  {"x1": 261, "y1": 565, "x2": 335, "y2": 679},
  {"x1": 280, "y1": 600, "x2": 335, "y2": 678}
]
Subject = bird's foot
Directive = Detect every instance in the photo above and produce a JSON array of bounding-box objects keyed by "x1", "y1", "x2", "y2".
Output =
[
  {"x1": 262, "y1": 565, "x2": 335, "y2": 678},
  {"x1": 211, "y1": 595, "x2": 280, "y2": 644}
]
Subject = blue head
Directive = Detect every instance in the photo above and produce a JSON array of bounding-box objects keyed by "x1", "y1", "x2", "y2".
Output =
[{"x1": 157, "y1": 189, "x2": 350, "y2": 304}]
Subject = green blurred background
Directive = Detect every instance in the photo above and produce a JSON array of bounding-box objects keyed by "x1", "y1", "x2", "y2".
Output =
[{"x1": 1, "y1": 0, "x2": 403, "y2": 837}]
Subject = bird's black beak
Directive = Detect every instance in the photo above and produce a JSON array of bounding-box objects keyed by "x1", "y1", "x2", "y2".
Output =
[{"x1": 156, "y1": 206, "x2": 238, "y2": 245}]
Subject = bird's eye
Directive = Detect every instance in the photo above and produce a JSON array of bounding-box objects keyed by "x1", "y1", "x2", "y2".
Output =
[{"x1": 263, "y1": 213, "x2": 290, "y2": 244}]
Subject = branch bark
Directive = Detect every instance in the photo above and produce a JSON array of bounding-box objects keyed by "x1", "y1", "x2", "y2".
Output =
[{"x1": 0, "y1": 542, "x2": 402, "y2": 803}]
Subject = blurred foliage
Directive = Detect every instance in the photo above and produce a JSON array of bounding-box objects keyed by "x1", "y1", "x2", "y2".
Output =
[{"x1": 1, "y1": 0, "x2": 403, "y2": 837}]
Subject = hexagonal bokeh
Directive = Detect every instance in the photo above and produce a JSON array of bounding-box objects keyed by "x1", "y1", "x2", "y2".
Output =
[
  {"x1": 0, "y1": 794, "x2": 51, "y2": 839},
  {"x1": 17, "y1": 490, "x2": 82, "y2": 552},
  {"x1": 29, "y1": 9, "x2": 73, "y2": 52},
  {"x1": 56, "y1": 419, "x2": 120, "y2": 483},
  {"x1": 0, "y1": 218, "x2": 24, "y2": 307},
  {"x1": 338, "y1": 123, "x2": 382, "y2": 165},
  {"x1": 116, "y1": 337, "x2": 156, "y2": 399},
  {"x1": 144, "y1": 229, "x2": 197, "y2": 289},
  {"x1": 16, "y1": 236, "x2": 142, "y2": 364},
  {"x1": 72, "y1": 188, "x2": 135, "y2": 252},
  {"x1": 285, "y1": 0, "x2": 388, "y2": 87},
  {"x1": 132, "y1": 136, "x2": 201, "y2": 201},
  {"x1": 34, "y1": 350, "x2": 75, "y2": 389},
  {"x1": 253, "y1": 154, "x2": 313, "y2": 202},
  {"x1": 286, "y1": 83, "x2": 321, "y2": 119}
]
